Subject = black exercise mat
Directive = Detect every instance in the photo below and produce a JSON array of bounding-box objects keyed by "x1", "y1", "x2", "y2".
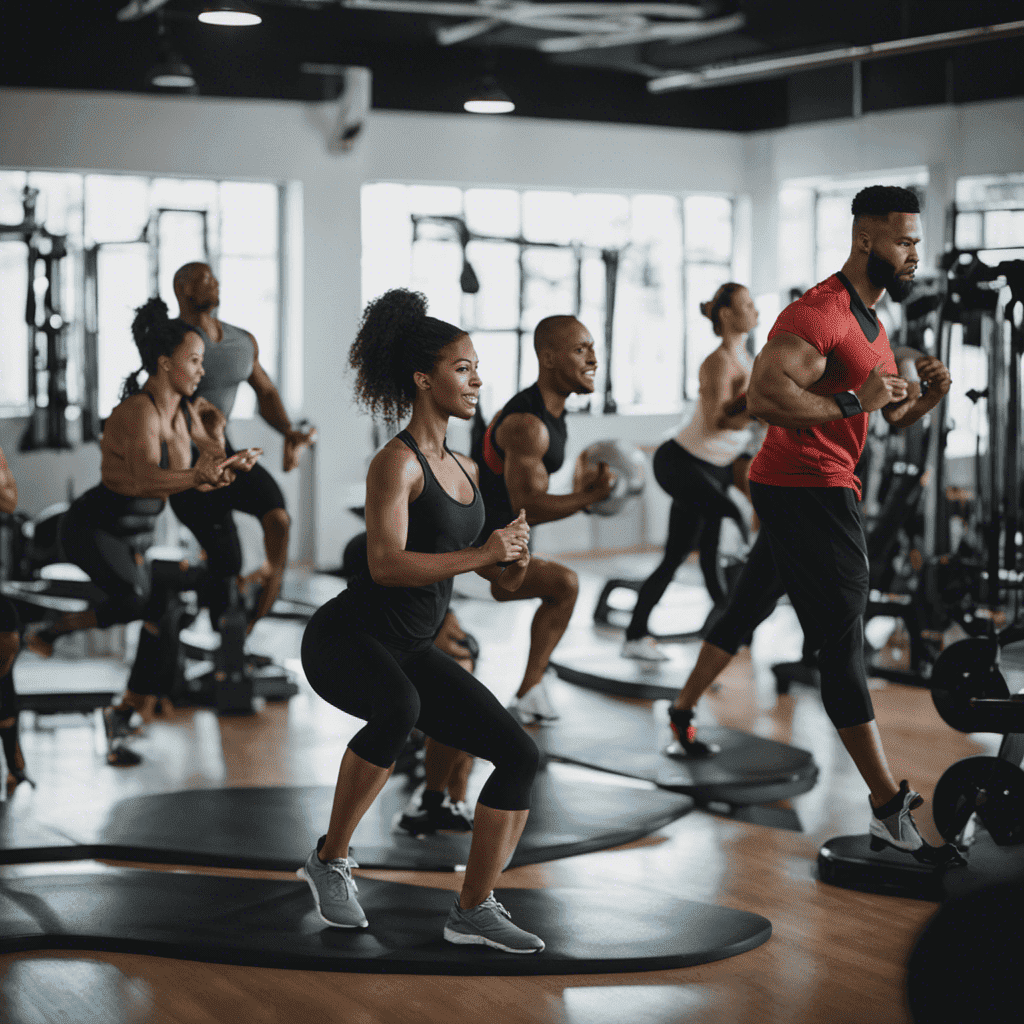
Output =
[
  {"x1": 0, "y1": 869, "x2": 771, "y2": 975},
  {"x1": 551, "y1": 637, "x2": 698, "y2": 700},
  {"x1": 1, "y1": 763, "x2": 693, "y2": 871},
  {"x1": 819, "y1": 831, "x2": 1024, "y2": 902},
  {"x1": 0, "y1": 809, "x2": 80, "y2": 863},
  {"x1": 535, "y1": 679, "x2": 818, "y2": 806}
]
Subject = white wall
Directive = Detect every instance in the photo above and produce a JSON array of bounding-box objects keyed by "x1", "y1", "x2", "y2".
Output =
[
  {"x1": 2, "y1": 87, "x2": 1023, "y2": 564},
  {"x1": 0, "y1": 86, "x2": 744, "y2": 565}
]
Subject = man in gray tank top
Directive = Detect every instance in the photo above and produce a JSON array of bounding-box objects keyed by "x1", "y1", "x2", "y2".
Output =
[{"x1": 167, "y1": 262, "x2": 315, "y2": 630}]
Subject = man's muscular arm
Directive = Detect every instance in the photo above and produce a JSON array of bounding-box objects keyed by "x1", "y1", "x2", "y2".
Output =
[
  {"x1": 882, "y1": 354, "x2": 951, "y2": 429},
  {"x1": 247, "y1": 333, "x2": 315, "y2": 471},
  {"x1": 748, "y1": 332, "x2": 908, "y2": 427},
  {"x1": 500, "y1": 414, "x2": 603, "y2": 526}
]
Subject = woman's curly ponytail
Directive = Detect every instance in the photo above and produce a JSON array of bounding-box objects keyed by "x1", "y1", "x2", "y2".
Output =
[{"x1": 349, "y1": 288, "x2": 464, "y2": 428}]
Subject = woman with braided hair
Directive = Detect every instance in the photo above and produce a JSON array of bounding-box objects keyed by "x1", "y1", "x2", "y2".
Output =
[
  {"x1": 298, "y1": 288, "x2": 545, "y2": 953},
  {"x1": 26, "y1": 297, "x2": 258, "y2": 766}
]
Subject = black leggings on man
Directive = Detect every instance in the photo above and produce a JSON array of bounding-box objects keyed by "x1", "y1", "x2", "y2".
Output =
[
  {"x1": 705, "y1": 482, "x2": 873, "y2": 729},
  {"x1": 301, "y1": 601, "x2": 539, "y2": 811},
  {"x1": 625, "y1": 440, "x2": 749, "y2": 641},
  {"x1": 170, "y1": 444, "x2": 286, "y2": 629}
]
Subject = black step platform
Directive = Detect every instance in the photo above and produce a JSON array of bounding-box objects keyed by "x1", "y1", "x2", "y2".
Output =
[
  {"x1": 550, "y1": 637, "x2": 698, "y2": 700},
  {"x1": 535, "y1": 680, "x2": 818, "y2": 807},
  {"x1": 0, "y1": 762, "x2": 693, "y2": 871},
  {"x1": 818, "y1": 831, "x2": 1024, "y2": 902},
  {"x1": 0, "y1": 869, "x2": 772, "y2": 975}
]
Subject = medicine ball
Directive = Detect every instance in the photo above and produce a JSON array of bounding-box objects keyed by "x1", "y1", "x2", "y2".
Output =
[{"x1": 581, "y1": 440, "x2": 646, "y2": 517}]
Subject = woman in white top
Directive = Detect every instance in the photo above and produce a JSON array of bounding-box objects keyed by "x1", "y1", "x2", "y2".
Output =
[{"x1": 621, "y1": 283, "x2": 760, "y2": 669}]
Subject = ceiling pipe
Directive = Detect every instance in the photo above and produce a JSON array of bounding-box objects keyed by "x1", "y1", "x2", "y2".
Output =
[
  {"x1": 647, "y1": 18, "x2": 1024, "y2": 93},
  {"x1": 117, "y1": 0, "x2": 173, "y2": 20},
  {"x1": 538, "y1": 12, "x2": 744, "y2": 53}
]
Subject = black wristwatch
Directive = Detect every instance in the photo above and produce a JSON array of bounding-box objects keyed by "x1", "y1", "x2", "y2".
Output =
[{"x1": 834, "y1": 390, "x2": 863, "y2": 418}]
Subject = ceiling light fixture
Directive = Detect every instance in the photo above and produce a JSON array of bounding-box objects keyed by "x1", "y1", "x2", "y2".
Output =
[
  {"x1": 147, "y1": 14, "x2": 197, "y2": 90},
  {"x1": 198, "y1": 3, "x2": 262, "y2": 26},
  {"x1": 464, "y1": 76, "x2": 515, "y2": 114}
]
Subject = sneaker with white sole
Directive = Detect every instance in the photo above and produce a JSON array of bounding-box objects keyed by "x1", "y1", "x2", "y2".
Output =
[
  {"x1": 868, "y1": 782, "x2": 967, "y2": 867},
  {"x1": 297, "y1": 837, "x2": 368, "y2": 928},
  {"x1": 443, "y1": 892, "x2": 545, "y2": 953},
  {"x1": 508, "y1": 684, "x2": 557, "y2": 725},
  {"x1": 621, "y1": 637, "x2": 669, "y2": 662}
]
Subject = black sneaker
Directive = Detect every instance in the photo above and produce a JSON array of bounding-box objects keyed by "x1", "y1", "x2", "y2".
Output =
[
  {"x1": 666, "y1": 707, "x2": 720, "y2": 758},
  {"x1": 394, "y1": 786, "x2": 474, "y2": 836}
]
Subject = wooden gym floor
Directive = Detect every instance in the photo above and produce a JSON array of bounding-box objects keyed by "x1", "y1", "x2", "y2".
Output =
[{"x1": 0, "y1": 552, "x2": 1005, "y2": 1024}]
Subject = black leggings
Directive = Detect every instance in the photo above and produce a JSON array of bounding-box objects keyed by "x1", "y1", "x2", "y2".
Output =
[
  {"x1": 59, "y1": 503, "x2": 167, "y2": 629},
  {"x1": 733, "y1": 483, "x2": 872, "y2": 730},
  {"x1": 301, "y1": 601, "x2": 540, "y2": 811},
  {"x1": 0, "y1": 595, "x2": 18, "y2": 720},
  {"x1": 626, "y1": 440, "x2": 748, "y2": 641},
  {"x1": 170, "y1": 444, "x2": 286, "y2": 628}
]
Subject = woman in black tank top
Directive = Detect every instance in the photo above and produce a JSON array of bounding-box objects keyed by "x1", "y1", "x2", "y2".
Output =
[
  {"x1": 26, "y1": 298, "x2": 251, "y2": 766},
  {"x1": 299, "y1": 289, "x2": 545, "y2": 952}
]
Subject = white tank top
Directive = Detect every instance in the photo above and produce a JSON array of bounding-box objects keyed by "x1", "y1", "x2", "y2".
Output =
[{"x1": 674, "y1": 347, "x2": 755, "y2": 467}]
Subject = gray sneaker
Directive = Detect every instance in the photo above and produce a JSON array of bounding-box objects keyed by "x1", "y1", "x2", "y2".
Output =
[
  {"x1": 297, "y1": 838, "x2": 367, "y2": 928},
  {"x1": 443, "y1": 892, "x2": 545, "y2": 953}
]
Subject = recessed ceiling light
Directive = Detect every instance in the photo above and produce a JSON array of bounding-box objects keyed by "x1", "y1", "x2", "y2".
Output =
[{"x1": 198, "y1": 3, "x2": 262, "y2": 26}]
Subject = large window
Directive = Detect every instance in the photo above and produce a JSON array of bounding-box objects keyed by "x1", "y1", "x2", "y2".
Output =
[
  {"x1": 361, "y1": 184, "x2": 734, "y2": 416},
  {"x1": 954, "y1": 173, "x2": 1024, "y2": 263},
  {"x1": 0, "y1": 170, "x2": 283, "y2": 420},
  {"x1": 942, "y1": 173, "x2": 1024, "y2": 460}
]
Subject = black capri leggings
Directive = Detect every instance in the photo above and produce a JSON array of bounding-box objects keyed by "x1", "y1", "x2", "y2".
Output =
[
  {"x1": 625, "y1": 440, "x2": 749, "y2": 641},
  {"x1": 59, "y1": 501, "x2": 168, "y2": 629},
  {"x1": 745, "y1": 482, "x2": 873, "y2": 730},
  {"x1": 301, "y1": 601, "x2": 540, "y2": 811},
  {"x1": 170, "y1": 442, "x2": 286, "y2": 628}
]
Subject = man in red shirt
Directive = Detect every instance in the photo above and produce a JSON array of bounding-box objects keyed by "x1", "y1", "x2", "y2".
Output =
[{"x1": 665, "y1": 185, "x2": 961, "y2": 864}]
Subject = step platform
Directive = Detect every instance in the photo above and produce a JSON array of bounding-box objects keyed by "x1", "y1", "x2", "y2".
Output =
[
  {"x1": 550, "y1": 637, "x2": 699, "y2": 700},
  {"x1": 0, "y1": 762, "x2": 693, "y2": 871},
  {"x1": 818, "y1": 830, "x2": 1024, "y2": 902},
  {"x1": 534, "y1": 680, "x2": 818, "y2": 807},
  {"x1": 0, "y1": 868, "x2": 771, "y2": 975}
]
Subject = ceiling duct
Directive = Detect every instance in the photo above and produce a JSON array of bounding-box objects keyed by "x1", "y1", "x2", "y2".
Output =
[{"x1": 648, "y1": 18, "x2": 1024, "y2": 93}]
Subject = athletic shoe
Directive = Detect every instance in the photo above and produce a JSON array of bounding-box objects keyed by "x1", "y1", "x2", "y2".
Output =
[
  {"x1": 394, "y1": 785, "x2": 474, "y2": 836},
  {"x1": 508, "y1": 681, "x2": 559, "y2": 725},
  {"x1": 443, "y1": 892, "x2": 545, "y2": 953},
  {"x1": 297, "y1": 837, "x2": 367, "y2": 928},
  {"x1": 666, "y1": 706, "x2": 720, "y2": 758},
  {"x1": 868, "y1": 781, "x2": 927, "y2": 854},
  {"x1": 103, "y1": 707, "x2": 141, "y2": 767},
  {"x1": 621, "y1": 637, "x2": 669, "y2": 662}
]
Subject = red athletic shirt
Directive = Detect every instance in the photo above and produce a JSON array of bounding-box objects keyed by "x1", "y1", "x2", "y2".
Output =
[{"x1": 749, "y1": 273, "x2": 896, "y2": 500}]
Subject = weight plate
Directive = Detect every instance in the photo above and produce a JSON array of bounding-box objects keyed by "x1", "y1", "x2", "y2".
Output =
[
  {"x1": 933, "y1": 755, "x2": 1024, "y2": 846},
  {"x1": 930, "y1": 638, "x2": 1011, "y2": 733}
]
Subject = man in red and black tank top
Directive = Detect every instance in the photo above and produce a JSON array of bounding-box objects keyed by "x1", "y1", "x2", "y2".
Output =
[{"x1": 472, "y1": 316, "x2": 613, "y2": 725}]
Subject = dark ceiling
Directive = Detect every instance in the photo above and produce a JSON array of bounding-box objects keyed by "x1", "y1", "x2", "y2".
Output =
[{"x1": 3, "y1": 1, "x2": 1024, "y2": 131}]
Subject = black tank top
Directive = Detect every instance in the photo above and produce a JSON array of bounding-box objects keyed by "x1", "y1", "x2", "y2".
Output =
[
  {"x1": 472, "y1": 382, "x2": 567, "y2": 534},
  {"x1": 341, "y1": 431, "x2": 485, "y2": 651},
  {"x1": 69, "y1": 391, "x2": 192, "y2": 539}
]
